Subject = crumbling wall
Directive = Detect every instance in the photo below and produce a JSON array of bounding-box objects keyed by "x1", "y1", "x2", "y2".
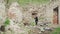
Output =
[
  {"x1": 8, "y1": 2, "x2": 22, "y2": 23},
  {"x1": 0, "y1": 0, "x2": 6, "y2": 26}
]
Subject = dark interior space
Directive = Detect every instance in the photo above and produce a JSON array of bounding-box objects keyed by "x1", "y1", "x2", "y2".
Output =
[{"x1": 53, "y1": 6, "x2": 59, "y2": 24}]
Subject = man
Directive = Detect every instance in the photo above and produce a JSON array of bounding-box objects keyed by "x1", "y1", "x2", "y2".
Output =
[{"x1": 34, "y1": 16, "x2": 38, "y2": 25}]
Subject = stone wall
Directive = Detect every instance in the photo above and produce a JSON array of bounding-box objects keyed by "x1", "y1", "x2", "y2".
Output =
[
  {"x1": 8, "y1": 2, "x2": 23, "y2": 23},
  {"x1": 0, "y1": 0, "x2": 60, "y2": 26},
  {"x1": 0, "y1": 0, "x2": 6, "y2": 26},
  {"x1": 45, "y1": 0, "x2": 60, "y2": 25}
]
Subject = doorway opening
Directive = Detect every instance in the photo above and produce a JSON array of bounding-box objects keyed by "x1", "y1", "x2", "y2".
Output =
[
  {"x1": 32, "y1": 11, "x2": 38, "y2": 18},
  {"x1": 53, "y1": 6, "x2": 59, "y2": 24},
  {"x1": 32, "y1": 11, "x2": 38, "y2": 25}
]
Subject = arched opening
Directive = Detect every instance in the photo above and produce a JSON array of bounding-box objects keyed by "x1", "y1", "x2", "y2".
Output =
[
  {"x1": 31, "y1": 11, "x2": 38, "y2": 25},
  {"x1": 53, "y1": 6, "x2": 59, "y2": 24}
]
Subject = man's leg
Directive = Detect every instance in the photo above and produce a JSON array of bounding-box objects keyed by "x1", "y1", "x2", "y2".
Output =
[{"x1": 36, "y1": 21, "x2": 38, "y2": 25}]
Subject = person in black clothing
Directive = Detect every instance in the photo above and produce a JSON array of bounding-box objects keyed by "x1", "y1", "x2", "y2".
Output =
[{"x1": 34, "y1": 16, "x2": 38, "y2": 25}]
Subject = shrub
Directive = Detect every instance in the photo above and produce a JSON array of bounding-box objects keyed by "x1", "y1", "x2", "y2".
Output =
[{"x1": 4, "y1": 18, "x2": 10, "y2": 26}]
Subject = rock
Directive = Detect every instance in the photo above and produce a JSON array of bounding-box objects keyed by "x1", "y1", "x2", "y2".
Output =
[{"x1": 0, "y1": 25, "x2": 5, "y2": 32}]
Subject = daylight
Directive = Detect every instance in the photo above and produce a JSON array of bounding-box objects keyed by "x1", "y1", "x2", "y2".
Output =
[{"x1": 0, "y1": 0, "x2": 60, "y2": 34}]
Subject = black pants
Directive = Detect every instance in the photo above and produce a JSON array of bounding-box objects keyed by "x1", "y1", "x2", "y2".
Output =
[
  {"x1": 35, "y1": 17, "x2": 38, "y2": 25},
  {"x1": 35, "y1": 21, "x2": 38, "y2": 25}
]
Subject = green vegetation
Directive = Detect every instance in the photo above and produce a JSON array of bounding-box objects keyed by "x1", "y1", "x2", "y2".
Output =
[
  {"x1": 18, "y1": 0, "x2": 49, "y2": 5},
  {"x1": 4, "y1": 18, "x2": 10, "y2": 26},
  {"x1": 51, "y1": 27, "x2": 60, "y2": 34},
  {"x1": 31, "y1": 22, "x2": 35, "y2": 26},
  {"x1": 7, "y1": 0, "x2": 50, "y2": 6}
]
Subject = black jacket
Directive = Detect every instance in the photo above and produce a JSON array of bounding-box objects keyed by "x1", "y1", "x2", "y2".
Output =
[{"x1": 35, "y1": 17, "x2": 38, "y2": 21}]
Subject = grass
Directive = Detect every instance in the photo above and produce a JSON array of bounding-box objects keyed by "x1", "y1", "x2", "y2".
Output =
[
  {"x1": 51, "y1": 27, "x2": 60, "y2": 34},
  {"x1": 7, "y1": 0, "x2": 50, "y2": 6},
  {"x1": 18, "y1": 0, "x2": 49, "y2": 6}
]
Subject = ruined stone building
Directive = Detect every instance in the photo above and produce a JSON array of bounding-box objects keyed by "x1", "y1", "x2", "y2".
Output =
[
  {"x1": 19, "y1": 0, "x2": 60, "y2": 26},
  {"x1": 0, "y1": 0, "x2": 60, "y2": 27}
]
